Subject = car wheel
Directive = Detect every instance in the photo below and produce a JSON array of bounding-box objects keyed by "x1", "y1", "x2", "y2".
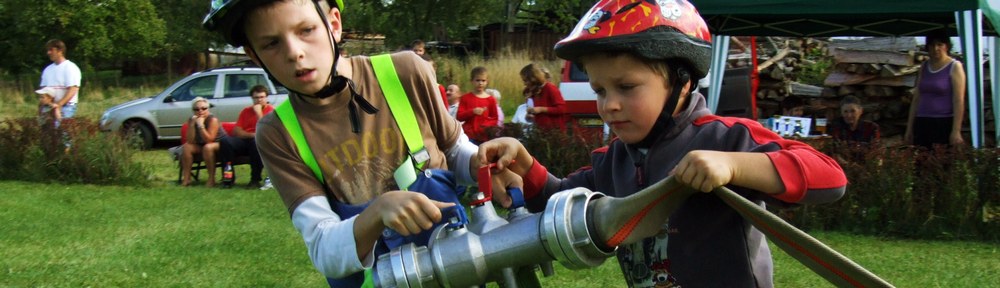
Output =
[{"x1": 123, "y1": 120, "x2": 154, "y2": 150}]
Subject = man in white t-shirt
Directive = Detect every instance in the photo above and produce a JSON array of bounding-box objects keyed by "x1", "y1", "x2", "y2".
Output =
[
  {"x1": 39, "y1": 39, "x2": 82, "y2": 119},
  {"x1": 485, "y1": 88, "x2": 505, "y2": 126},
  {"x1": 445, "y1": 84, "x2": 461, "y2": 119}
]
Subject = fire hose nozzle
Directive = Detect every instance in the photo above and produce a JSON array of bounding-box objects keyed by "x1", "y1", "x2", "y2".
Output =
[{"x1": 374, "y1": 187, "x2": 614, "y2": 288}]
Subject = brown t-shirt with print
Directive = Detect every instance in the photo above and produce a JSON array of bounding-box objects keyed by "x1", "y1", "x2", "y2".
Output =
[{"x1": 256, "y1": 52, "x2": 460, "y2": 215}]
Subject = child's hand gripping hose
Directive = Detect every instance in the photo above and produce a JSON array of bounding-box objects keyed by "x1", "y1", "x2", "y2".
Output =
[
  {"x1": 592, "y1": 176, "x2": 893, "y2": 288},
  {"x1": 375, "y1": 176, "x2": 893, "y2": 288}
]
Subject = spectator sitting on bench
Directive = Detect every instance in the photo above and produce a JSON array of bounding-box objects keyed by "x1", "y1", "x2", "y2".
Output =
[
  {"x1": 220, "y1": 85, "x2": 274, "y2": 189},
  {"x1": 181, "y1": 97, "x2": 227, "y2": 187}
]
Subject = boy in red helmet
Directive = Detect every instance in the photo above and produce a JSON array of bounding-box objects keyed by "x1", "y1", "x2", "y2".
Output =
[
  {"x1": 480, "y1": 0, "x2": 846, "y2": 287},
  {"x1": 203, "y1": 0, "x2": 492, "y2": 286}
]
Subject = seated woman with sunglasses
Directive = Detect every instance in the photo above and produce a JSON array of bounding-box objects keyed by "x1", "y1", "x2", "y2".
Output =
[{"x1": 180, "y1": 97, "x2": 227, "y2": 187}]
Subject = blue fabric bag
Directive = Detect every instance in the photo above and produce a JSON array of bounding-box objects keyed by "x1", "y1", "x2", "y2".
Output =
[{"x1": 327, "y1": 169, "x2": 466, "y2": 287}]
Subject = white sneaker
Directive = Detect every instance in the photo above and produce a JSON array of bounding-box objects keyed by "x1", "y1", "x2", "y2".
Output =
[{"x1": 259, "y1": 177, "x2": 273, "y2": 190}]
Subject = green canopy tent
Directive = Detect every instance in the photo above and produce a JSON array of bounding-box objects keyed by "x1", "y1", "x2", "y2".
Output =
[{"x1": 692, "y1": 0, "x2": 1000, "y2": 147}]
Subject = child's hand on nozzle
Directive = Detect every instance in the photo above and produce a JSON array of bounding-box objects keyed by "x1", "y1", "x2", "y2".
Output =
[
  {"x1": 490, "y1": 169, "x2": 523, "y2": 208},
  {"x1": 477, "y1": 137, "x2": 533, "y2": 175},
  {"x1": 671, "y1": 150, "x2": 736, "y2": 193},
  {"x1": 372, "y1": 191, "x2": 455, "y2": 236}
]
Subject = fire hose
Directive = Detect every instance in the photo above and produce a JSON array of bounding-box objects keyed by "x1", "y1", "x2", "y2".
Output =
[{"x1": 374, "y1": 168, "x2": 893, "y2": 288}]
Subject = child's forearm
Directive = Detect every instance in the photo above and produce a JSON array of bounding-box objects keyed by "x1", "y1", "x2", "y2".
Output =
[
  {"x1": 763, "y1": 143, "x2": 847, "y2": 204},
  {"x1": 728, "y1": 152, "x2": 784, "y2": 194}
]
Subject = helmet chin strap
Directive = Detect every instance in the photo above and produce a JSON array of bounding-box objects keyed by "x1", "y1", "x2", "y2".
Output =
[
  {"x1": 252, "y1": 1, "x2": 377, "y2": 133},
  {"x1": 255, "y1": 1, "x2": 347, "y2": 99},
  {"x1": 310, "y1": 0, "x2": 377, "y2": 134},
  {"x1": 308, "y1": 0, "x2": 346, "y2": 100},
  {"x1": 632, "y1": 67, "x2": 690, "y2": 149}
]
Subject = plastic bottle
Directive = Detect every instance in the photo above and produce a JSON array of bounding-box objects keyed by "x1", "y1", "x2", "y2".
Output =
[
  {"x1": 793, "y1": 120, "x2": 804, "y2": 137},
  {"x1": 769, "y1": 115, "x2": 780, "y2": 132},
  {"x1": 222, "y1": 162, "x2": 234, "y2": 187},
  {"x1": 782, "y1": 118, "x2": 792, "y2": 137}
]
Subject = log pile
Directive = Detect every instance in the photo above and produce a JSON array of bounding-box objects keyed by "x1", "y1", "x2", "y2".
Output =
[
  {"x1": 729, "y1": 37, "x2": 923, "y2": 138},
  {"x1": 727, "y1": 36, "x2": 994, "y2": 143},
  {"x1": 729, "y1": 37, "x2": 829, "y2": 117},
  {"x1": 820, "y1": 37, "x2": 922, "y2": 137}
]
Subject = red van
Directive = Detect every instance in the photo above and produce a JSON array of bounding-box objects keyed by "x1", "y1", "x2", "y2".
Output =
[{"x1": 559, "y1": 61, "x2": 607, "y2": 143}]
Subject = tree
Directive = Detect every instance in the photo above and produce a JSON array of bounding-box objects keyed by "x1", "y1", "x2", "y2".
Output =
[
  {"x1": 0, "y1": 0, "x2": 166, "y2": 74},
  {"x1": 515, "y1": 0, "x2": 592, "y2": 34},
  {"x1": 152, "y1": 0, "x2": 222, "y2": 76},
  {"x1": 345, "y1": 0, "x2": 506, "y2": 49}
]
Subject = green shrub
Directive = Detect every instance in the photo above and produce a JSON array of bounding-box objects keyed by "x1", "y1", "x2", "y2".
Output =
[
  {"x1": 0, "y1": 117, "x2": 148, "y2": 185},
  {"x1": 497, "y1": 123, "x2": 604, "y2": 178},
  {"x1": 779, "y1": 143, "x2": 999, "y2": 242},
  {"x1": 796, "y1": 52, "x2": 832, "y2": 86}
]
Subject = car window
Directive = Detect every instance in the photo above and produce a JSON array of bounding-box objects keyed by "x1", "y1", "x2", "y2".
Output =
[
  {"x1": 224, "y1": 74, "x2": 269, "y2": 98},
  {"x1": 171, "y1": 75, "x2": 216, "y2": 102},
  {"x1": 568, "y1": 62, "x2": 589, "y2": 82}
]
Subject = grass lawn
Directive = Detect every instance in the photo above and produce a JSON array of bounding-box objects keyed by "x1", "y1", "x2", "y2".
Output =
[{"x1": 1, "y1": 150, "x2": 998, "y2": 287}]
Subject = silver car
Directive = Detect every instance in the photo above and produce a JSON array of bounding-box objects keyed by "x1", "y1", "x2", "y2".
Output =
[{"x1": 99, "y1": 65, "x2": 289, "y2": 149}]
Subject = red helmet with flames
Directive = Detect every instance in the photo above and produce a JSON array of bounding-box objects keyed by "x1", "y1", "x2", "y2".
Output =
[{"x1": 554, "y1": 0, "x2": 712, "y2": 79}]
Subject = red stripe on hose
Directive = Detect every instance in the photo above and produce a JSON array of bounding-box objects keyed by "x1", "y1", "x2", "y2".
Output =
[
  {"x1": 720, "y1": 196, "x2": 865, "y2": 288},
  {"x1": 605, "y1": 185, "x2": 682, "y2": 247}
]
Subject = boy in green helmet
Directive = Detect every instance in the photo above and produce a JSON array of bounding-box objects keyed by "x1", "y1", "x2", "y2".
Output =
[{"x1": 203, "y1": 1, "x2": 502, "y2": 286}]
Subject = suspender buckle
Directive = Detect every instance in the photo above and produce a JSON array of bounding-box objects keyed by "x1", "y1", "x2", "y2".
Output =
[{"x1": 411, "y1": 148, "x2": 430, "y2": 165}]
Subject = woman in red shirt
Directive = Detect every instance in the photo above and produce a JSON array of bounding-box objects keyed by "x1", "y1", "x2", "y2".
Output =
[{"x1": 520, "y1": 63, "x2": 568, "y2": 130}]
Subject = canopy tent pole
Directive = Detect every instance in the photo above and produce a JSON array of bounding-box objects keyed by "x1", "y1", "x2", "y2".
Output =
[
  {"x1": 750, "y1": 36, "x2": 759, "y2": 119},
  {"x1": 708, "y1": 35, "x2": 731, "y2": 113},
  {"x1": 958, "y1": 10, "x2": 985, "y2": 148},
  {"x1": 992, "y1": 37, "x2": 1000, "y2": 145}
]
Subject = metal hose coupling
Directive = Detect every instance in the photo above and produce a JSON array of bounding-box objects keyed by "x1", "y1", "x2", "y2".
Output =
[
  {"x1": 538, "y1": 187, "x2": 615, "y2": 269},
  {"x1": 373, "y1": 187, "x2": 614, "y2": 288}
]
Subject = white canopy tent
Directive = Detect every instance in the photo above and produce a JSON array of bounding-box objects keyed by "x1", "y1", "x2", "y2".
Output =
[{"x1": 694, "y1": 0, "x2": 1000, "y2": 147}]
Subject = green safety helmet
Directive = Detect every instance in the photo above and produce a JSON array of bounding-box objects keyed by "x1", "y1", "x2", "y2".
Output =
[
  {"x1": 203, "y1": 0, "x2": 351, "y2": 101},
  {"x1": 203, "y1": 0, "x2": 344, "y2": 46}
]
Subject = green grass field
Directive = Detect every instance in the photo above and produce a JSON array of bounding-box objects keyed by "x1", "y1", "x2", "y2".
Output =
[
  {"x1": 1, "y1": 152, "x2": 998, "y2": 287},
  {"x1": 2, "y1": 65, "x2": 998, "y2": 286}
]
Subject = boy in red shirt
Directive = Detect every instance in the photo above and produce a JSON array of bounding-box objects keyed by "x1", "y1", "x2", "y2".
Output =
[
  {"x1": 456, "y1": 66, "x2": 499, "y2": 143},
  {"x1": 220, "y1": 84, "x2": 274, "y2": 188},
  {"x1": 479, "y1": 1, "x2": 846, "y2": 286}
]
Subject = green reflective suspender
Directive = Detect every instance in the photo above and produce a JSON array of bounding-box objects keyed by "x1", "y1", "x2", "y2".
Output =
[
  {"x1": 275, "y1": 54, "x2": 428, "y2": 189},
  {"x1": 371, "y1": 54, "x2": 428, "y2": 190},
  {"x1": 275, "y1": 101, "x2": 324, "y2": 183},
  {"x1": 274, "y1": 102, "x2": 382, "y2": 288}
]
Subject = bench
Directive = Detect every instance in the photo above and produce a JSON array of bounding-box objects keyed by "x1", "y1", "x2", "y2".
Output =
[{"x1": 170, "y1": 122, "x2": 251, "y2": 184}]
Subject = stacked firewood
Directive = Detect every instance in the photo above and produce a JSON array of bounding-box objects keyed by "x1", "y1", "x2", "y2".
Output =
[
  {"x1": 820, "y1": 37, "x2": 923, "y2": 137},
  {"x1": 730, "y1": 37, "x2": 829, "y2": 118},
  {"x1": 730, "y1": 37, "x2": 925, "y2": 138},
  {"x1": 730, "y1": 36, "x2": 993, "y2": 142}
]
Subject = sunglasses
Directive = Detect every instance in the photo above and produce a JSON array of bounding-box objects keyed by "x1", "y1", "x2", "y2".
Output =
[{"x1": 193, "y1": 107, "x2": 209, "y2": 111}]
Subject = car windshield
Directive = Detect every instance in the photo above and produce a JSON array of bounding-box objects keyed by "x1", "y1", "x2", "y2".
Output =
[
  {"x1": 225, "y1": 74, "x2": 267, "y2": 98},
  {"x1": 172, "y1": 76, "x2": 216, "y2": 102},
  {"x1": 223, "y1": 73, "x2": 290, "y2": 97}
]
